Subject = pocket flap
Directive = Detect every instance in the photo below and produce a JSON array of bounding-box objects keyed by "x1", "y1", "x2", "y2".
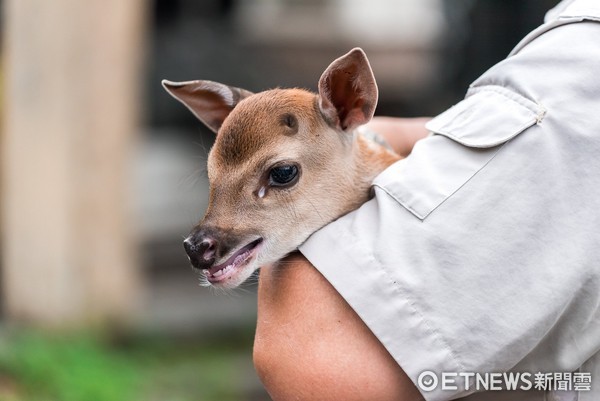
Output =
[
  {"x1": 374, "y1": 85, "x2": 544, "y2": 220},
  {"x1": 425, "y1": 86, "x2": 546, "y2": 148}
]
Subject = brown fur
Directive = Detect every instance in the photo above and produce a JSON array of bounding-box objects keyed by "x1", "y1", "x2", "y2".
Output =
[{"x1": 163, "y1": 48, "x2": 401, "y2": 288}]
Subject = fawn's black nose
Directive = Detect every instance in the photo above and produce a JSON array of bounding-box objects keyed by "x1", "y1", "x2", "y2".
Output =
[{"x1": 183, "y1": 235, "x2": 217, "y2": 269}]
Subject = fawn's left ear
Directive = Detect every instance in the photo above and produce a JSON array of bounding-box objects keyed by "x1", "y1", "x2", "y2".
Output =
[
  {"x1": 162, "y1": 79, "x2": 253, "y2": 134},
  {"x1": 318, "y1": 48, "x2": 378, "y2": 132}
]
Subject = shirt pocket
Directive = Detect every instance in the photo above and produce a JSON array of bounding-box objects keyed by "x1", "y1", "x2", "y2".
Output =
[{"x1": 373, "y1": 85, "x2": 546, "y2": 220}]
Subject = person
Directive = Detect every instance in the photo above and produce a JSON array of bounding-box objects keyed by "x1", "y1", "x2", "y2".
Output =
[{"x1": 252, "y1": 1, "x2": 600, "y2": 400}]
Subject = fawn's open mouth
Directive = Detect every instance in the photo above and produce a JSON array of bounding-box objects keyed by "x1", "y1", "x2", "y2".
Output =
[{"x1": 203, "y1": 238, "x2": 263, "y2": 283}]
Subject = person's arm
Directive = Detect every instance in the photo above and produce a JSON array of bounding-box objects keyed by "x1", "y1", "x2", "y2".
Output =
[
  {"x1": 253, "y1": 252, "x2": 424, "y2": 401},
  {"x1": 365, "y1": 116, "x2": 431, "y2": 157}
]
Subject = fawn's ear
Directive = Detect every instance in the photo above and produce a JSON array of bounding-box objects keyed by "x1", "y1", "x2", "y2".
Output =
[
  {"x1": 318, "y1": 48, "x2": 378, "y2": 132},
  {"x1": 162, "y1": 80, "x2": 253, "y2": 134}
]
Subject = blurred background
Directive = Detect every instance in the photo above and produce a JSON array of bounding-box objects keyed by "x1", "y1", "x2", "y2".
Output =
[{"x1": 0, "y1": 0, "x2": 557, "y2": 400}]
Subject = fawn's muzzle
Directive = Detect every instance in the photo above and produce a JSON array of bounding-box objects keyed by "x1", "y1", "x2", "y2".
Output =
[
  {"x1": 183, "y1": 234, "x2": 217, "y2": 270},
  {"x1": 183, "y1": 226, "x2": 264, "y2": 285}
]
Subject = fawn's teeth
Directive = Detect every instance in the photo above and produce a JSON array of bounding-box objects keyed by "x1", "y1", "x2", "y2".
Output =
[{"x1": 212, "y1": 264, "x2": 234, "y2": 278}]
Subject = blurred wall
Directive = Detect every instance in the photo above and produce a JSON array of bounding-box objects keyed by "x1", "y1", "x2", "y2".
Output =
[{"x1": 2, "y1": 0, "x2": 147, "y2": 326}]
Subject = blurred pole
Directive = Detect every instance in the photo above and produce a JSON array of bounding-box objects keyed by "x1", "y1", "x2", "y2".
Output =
[{"x1": 2, "y1": 0, "x2": 147, "y2": 326}]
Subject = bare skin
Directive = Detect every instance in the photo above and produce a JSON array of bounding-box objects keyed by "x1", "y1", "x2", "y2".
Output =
[
  {"x1": 367, "y1": 116, "x2": 430, "y2": 157},
  {"x1": 253, "y1": 117, "x2": 430, "y2": 401}
]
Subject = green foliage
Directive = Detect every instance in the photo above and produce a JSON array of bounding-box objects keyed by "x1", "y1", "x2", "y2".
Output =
[
  {"x1": 0, "y1": 332, "x2": 138, "y2": 401},
  {"x1": 0, "y1": 328, "x2": 262, "y2": 401}
]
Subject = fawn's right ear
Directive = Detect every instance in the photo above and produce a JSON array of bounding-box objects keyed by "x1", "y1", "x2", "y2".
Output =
[
  {"x1": 318, "y1": 48, "x2": 378, "y2": 132},
  {"x1": 162, "y1": 80, "x2": 253, "y2": 134}
]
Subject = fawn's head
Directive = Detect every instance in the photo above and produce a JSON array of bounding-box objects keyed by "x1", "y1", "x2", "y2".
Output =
[{"x1": 163, "y1": 48, "x2": 392, "y2": 288}]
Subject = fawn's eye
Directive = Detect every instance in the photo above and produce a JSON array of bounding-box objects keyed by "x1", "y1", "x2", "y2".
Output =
[{"x1": 269, "y1": 164, "x2": 299, "y2": 187}]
